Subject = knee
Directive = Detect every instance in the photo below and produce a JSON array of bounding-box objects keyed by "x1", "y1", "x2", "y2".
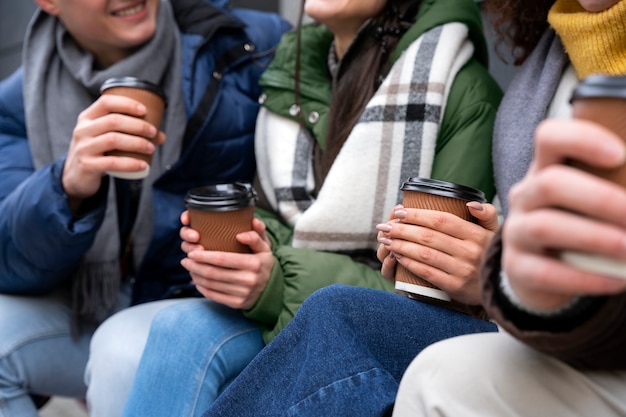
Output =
[
  {"x1": 303, "y1": 285, "x2": 346, "y2": 308},
  {"x1": 402, "y1": 333, "x2": 504, "y2": 392},
  {"x1": 89, "y1": 323, "x2": 142, "y2": 382},
  {"x1": 88, "y1": 306, "x2": 156, "y2": 383},
  {"x1": 147, "y1": 300, "x2": 230, "y2": 342},
  {"x1": 298, "y1": 285, "x2": 379, "y2": 323},
  {"x1": 295, "y1": 286, "x2": 345, "y2": 324},
  {"x1": 301, "y1": 285, "x2": 365, "y2": 314}
]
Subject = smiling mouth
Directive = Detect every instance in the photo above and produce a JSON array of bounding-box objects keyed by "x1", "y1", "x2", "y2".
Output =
[{"x1": 113, "y1": 2, "x2": 145, "y2": 17}]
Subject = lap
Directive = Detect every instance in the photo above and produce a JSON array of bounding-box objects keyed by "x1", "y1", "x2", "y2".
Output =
[
  {"x1": 89, "y1": 297, "x2": 260, "y2": 375},
  {"x1": 119, "y1": 299, "x2": 264, "y2": 417},
  {"x1": 89, "y1": 298, "x2": 187, "y2": 360},
  {"x1": 299, "y1": 285, "x2": 497, "y2": 340},
  {"x1": 394, "y1": 332, "x2": 626, "y2": 417},
  {"x1": 125, "y1": 298, "x2": 264, "y2": 366},
  {"x1": 87, "y1": 297, "x2": 262, "y2": 417},
  {"x1": 0, "y1": 290, "x2": 91, "y2": 397}
]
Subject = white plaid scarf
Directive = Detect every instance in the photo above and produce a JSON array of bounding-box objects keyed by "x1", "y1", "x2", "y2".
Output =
[{"x1": 255, "y1": 22, "x2": 473, "y2": 252}]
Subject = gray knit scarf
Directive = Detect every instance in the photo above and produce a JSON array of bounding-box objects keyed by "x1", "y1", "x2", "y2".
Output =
[
  {"x1": 493, "y1": 29, "x2": 569, "y2": 217},
  {"x1": 23, "y1": 0, "x2": 186, "y2": 333}
]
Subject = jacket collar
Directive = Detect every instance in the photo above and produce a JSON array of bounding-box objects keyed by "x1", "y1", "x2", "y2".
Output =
[{"x1": 172, "y1": 0, "x2": 244, "y2": 40}]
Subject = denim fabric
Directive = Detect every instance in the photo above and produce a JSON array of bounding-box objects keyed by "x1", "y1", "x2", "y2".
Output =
[
  {"x1": 0, "y1": 287, "x2": 257, "y2": 417},
  {"x1": 120, "y1": 300, "x2": 264, "y2": 417},
  {"x1": 85, "y1": 297, "x2": 196, "y2": 417},
  {"x1": 202, "y1": 284, "x2": 498, "y2": 417},
  {"x1": 0, "y1": 291, "x2": 92, "y2": 417}
]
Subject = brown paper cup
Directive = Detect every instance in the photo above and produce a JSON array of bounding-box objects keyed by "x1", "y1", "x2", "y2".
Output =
[
  {"x1": 561, "y1": 76, "x2": 626, "y2": 278},
  {"x1": 569, "y1": 75, "x2": 626, "y2": 187},
  {"x1": 394, "y1": 178, "x2": 488, "y2": 318},
  {"x1": 185, "y1": 183, "x2": 257, "y2": 253},
  {"x1": 100, "y1": 77, "x2": 166, "y2": 179}
]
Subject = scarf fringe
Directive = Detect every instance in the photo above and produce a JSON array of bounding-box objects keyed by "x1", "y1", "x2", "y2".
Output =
[{"x1": 71, "y1": 261, "x2": 122, "y2": 337}]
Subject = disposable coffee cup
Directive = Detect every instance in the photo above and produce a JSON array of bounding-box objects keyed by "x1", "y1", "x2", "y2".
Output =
[
  {"x1": 185, "y1": 183, "x2": 257, "y2": 253},
  {"x1": 561, "y1": 75, "x2": 626, "y2": 279},
  {"x1": 394, "y1": 177, "x2": 487, "y2": 317},
  {"x1": 569, "y1": 74, "x2": 626, "y2": 186},
  {"x1": 100, "y1": 77, "x2": 166, "y2": 180}
]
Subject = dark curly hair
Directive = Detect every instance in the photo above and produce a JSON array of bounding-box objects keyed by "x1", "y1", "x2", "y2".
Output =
[{"x1": 482, "y1": 0, "x2": 556, "y2": 65}]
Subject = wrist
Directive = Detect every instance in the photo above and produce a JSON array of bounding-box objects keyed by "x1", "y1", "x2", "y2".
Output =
[{"x1": 500, "y1": 270, "x2": 581, "y2": 316}]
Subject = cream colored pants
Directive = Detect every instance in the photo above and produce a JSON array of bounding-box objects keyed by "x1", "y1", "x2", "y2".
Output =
[{"x1": 393, "y1": 332, "x2": 626, "y2": 417}]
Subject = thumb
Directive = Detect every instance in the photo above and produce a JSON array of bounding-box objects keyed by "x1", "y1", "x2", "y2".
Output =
[
  {"x1": 467, "y1": 202, "x2": 500, "y2": 232},
  {"x1": 237, "y1": 218, "x2": 272, "y2": 253}
]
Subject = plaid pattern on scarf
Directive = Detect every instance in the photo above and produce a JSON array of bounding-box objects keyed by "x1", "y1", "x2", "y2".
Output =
[{"x1": 255, "y1": 22, "x2": 474, "y2": 252}]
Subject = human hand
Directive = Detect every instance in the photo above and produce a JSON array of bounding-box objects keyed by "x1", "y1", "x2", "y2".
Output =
[
  {"x1": 377, "y1": 205, "x2": 403, "y2": 283},
  {"x1": 62, "y1": 94, "x2": 165, "y2": 210},
  {"x1": 376, "y1": 202, "x2": 499, "y2": 304},
  {"x1": 502, "y1": 118, "x2": 626, "y2": 311},
  {"x1": 180, "y1": 212, "x2": 274, "y2": 309}
]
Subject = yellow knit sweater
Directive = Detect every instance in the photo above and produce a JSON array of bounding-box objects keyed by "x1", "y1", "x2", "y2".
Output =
[{"x1": 548, "y1": 0, "x2": 626, "y2": 78}]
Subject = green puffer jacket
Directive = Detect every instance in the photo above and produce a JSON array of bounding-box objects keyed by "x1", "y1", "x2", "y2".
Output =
[{"x1": 244, "y1": 0, "x2": 503, "y2": 343}]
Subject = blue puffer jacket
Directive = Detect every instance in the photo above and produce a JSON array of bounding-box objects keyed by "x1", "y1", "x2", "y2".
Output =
[{"x1": 0, "y1": 0, "x2": 290, "y2": 305}]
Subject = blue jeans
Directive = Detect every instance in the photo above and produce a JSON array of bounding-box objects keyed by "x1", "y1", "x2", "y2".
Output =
[
  {"x1": 0, "y1": 288, "x2": 259, "y2": 417},
  {"x1": 202, "y1": 284, "x2": 498, "y2": 417},
  {"x1": 120, "y1": 300, "x2": 264, "y2": 417},
  {"x1": 0, "y1": 290, "x2": 92, "y2": 417}
]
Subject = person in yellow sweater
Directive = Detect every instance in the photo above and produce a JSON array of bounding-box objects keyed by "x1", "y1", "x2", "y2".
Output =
[{"x1": 392, "y1": 0, "x2": 626, "y2": 415}]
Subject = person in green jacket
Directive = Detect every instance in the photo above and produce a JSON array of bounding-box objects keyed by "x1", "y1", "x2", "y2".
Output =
[{"x1": 122, "y1": 0, "x2": 502, "y2": 415}]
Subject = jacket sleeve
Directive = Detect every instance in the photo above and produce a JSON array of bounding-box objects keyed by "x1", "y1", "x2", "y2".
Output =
[
  {"x1": 431, "y1": 58, "x2": 502, "y2": 201},
  {"x1": 482, "y1": 229, "x2": 626, "y2": 370},
  {"x1": 244, "y1": 245, "x2": 395, "y2": 344},
  {"x1": 0, "y1": 70, "x2": 106, "y2": 294}
]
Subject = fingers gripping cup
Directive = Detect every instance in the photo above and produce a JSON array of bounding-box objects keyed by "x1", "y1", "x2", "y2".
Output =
[
  {"x1": 395, "y1": 178, "x2": 487, "y2": 317},
  {"x1": 100, "y1": 77, "x2": 166, "y2": 180},
  {"x1": 561, "y1": 75, "x2": 626, "y2": 279},
  {"x1": 185, "y1": 183, "x2": 257, "y2": 253}
]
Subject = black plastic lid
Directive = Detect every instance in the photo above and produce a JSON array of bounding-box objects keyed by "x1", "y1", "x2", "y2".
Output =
[
  {"x1": 100, "y1": 76, "x2": 167, "y2": 101},
  {"x1": 570, "y1": 75, "x2": 626, "y2": 102},
  {"x1": 185, "y1": 182, "x2": 257, "y2": 212},
  {"x1": 400, "y1": 177, "x2": 486, "y2": 202}
]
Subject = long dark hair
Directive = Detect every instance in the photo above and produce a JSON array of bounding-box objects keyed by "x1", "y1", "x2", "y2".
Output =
[
  {"x1": 294, "y1": 0, "x2": 422, "y2": 182},
  {"x1": 482, "y1": 0, "x2": 555, "y2": 65}
]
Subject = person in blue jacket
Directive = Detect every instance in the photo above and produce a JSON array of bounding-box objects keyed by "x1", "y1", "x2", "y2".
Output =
[{"x1": 0, "y1": 0, "x2": 289, "y2": 416}]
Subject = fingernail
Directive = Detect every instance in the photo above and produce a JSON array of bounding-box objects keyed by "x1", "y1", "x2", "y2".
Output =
[
  {"x1": 394, "y1": 209, "x2": 407, "y2": 219},
  {"x1": 466, "y1": 201, "x2": 484, "y2": 211},
  {"x1": 378, "y1": 237, "x2": 393, "y2": 246},
  {"x1": 376, "y1": 223, "x2": 392, "y2": 232},
  {"x1": 392, "y1": 251, "x2": 402, "y2": 259},
  {"x1": 604, "y1": 141, "x2": 626, "y2": 162}
]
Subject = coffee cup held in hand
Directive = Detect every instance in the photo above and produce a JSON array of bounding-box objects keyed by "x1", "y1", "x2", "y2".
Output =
[
  {"x1": 185, "y1": 183, "x2": 257, "y2": 253},
  {"x1": 100, "y1": 77, "x2": 166, "y2": 180},
  {"x1": 561, "y1": 75, "x2": 626, "y2": 280},
  {"x1": 394, "y1": 178, "x2": 486, "y2": 313},
  {"x1": 569, "y1": 74, "x2": 626, "y2": 187}
]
